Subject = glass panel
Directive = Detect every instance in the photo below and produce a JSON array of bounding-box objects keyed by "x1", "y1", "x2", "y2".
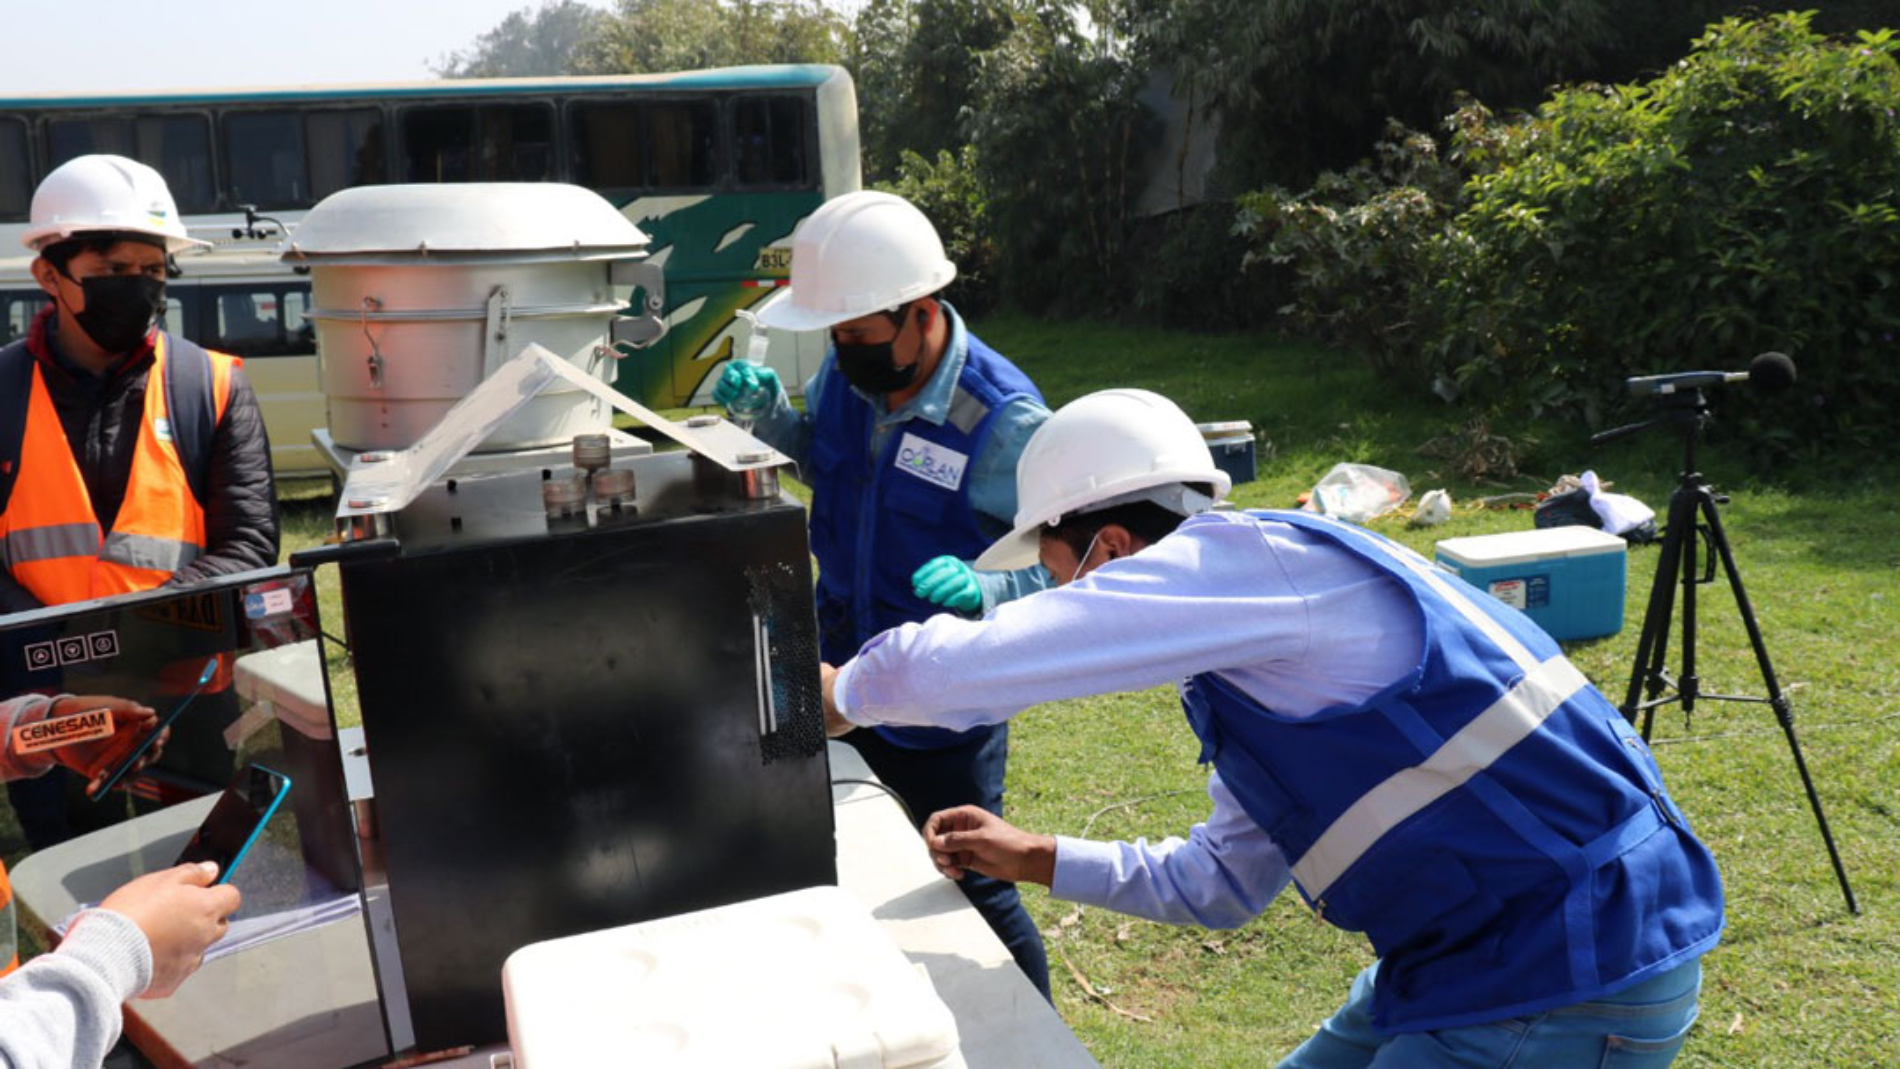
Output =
[
  {"x1": 283, "y1": 289, "x2": 315, "y2": 350},
  {"x1": 733, "y1": 96, "x2": 810, "y2": 188},
  {"x1": 477, "y1": 104, "x2": 552, "y2": 181},
  {"x1": 203, "y1": 286, "x2": 295, "y2": 357},
  {"x1": 157, "y1": 296, "x2": 184, "y2": 336},
  {"x1": 402, "y1": 106, "x2": 474, "y2": 182},
  {"x1": 569, "y1": 102, "x2": 641, "y2": 189},
  {"x1": 2, "y1": 291, "x2": 51, "y2": 344},
  {"x1": 306, "y1": 108, "x2": 384, "y2": 198},
  {"x1": 49, "y1": 117, "x2": 136, "y2": 162},
  {"x1": 225, "y1": 111, "x2": 307, "y2": 208},
  {"x1": 0, "y1": 118, "x2": 30, "y2": 220},
  {"x1": 134, "y1": 116, "x2": 214, "y2": 213},
  {"x1": 47, "y1": 115, "x2": 213, "y2": 213},
  {"x1": 570, "y1": 100, "x2": 716, "y2": 192},
  {"x1": 0, "y1": 569, "x2": 389, "y2": 1067},
  {"x1": 647, "y1": 101, "x2": 716, "y2": 188}
]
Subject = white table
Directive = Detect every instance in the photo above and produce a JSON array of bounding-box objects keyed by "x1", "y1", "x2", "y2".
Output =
[{"x1": 10, "y1": 741, "x2": 1097, "y2": 1068}]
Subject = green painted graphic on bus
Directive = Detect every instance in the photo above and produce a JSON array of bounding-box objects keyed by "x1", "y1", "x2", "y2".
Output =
[{"x1": 611, "y1": 189, "x2": 820, "y2": 409}]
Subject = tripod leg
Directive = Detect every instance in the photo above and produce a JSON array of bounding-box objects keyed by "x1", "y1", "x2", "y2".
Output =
[
  {"x1": 1700, "y1": 498, "x2": 1859, "y2": 914},
  {"x1": 1624, "y1": 488, "x2": 1692, "y2": 740}
]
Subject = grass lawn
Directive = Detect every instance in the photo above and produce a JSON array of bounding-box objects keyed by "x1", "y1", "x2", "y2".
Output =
[
  {"x1": 970, "y1": 314, "x2": 1900, "y2": 1067},
  {"x1": 10, "y1": 315, "x2": 1896, "y2": 1065}
]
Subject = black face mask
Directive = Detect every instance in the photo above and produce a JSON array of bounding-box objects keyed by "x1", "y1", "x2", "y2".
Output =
[
  {"x1": 63, "y1": 273, "x2": 165, "y2": 354},
  {"x1": 834, "y1": 337, "x2": 920, "y2": 395}
]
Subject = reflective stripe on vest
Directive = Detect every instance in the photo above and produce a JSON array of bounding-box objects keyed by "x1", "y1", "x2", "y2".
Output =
[
  {"x1": 1285, "y1": 519, "x2": 1591, "y2": 899},
  {"x1": 0, "y1": 333, "x2": 234, "y2": 605},
  {"x1": 2, "y1": 860, "x2": 17, "y2": 975},
  {"x1": 1179, "y1": 509, "x2": 1723, "y2": 1032}
]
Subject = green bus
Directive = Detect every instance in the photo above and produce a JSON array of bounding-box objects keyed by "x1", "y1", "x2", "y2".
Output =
[{"x1": 0, "y1": 65, "x2": 861, "y2": 474}]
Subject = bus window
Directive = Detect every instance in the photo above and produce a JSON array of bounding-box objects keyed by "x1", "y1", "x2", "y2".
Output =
[
  {"x1": 404, "y1": 107, "x2": 472, "y2": 182},
  {"x1": 1, "y1": 291, "x2": 50, "y2": 344},
  {"x1": 225, "y1": 108, "x2": 385, "y2": 208},
  {"x1": 480, "y1": 105, "x2": 553, "y2": 181},
  {"x1": 1, "y1": 118, "x2": 30, "y2": 220},
  {"x1": 404, "y1": 104, "x2": 553, "y2": 183},
  {"x1": 569, "y1": 100, "x2": 716, "y2": 192},
  {"x1": 307, "y1": 109, "x2": 385, "y2": 197},
  {"x1": 648, "y1": 102, "x2": 717, "y2": 187},
  {"x1": 159, "y1": 295, "x2": 184, "y2": 337},
  {"x1": 733, "y1": 96, "x2": 811, "y2": 188},
  {"x1": 284, "y1": 289, "x2": 313, "y2": 348},
  {"x1": 225, "y1": 111, "x2": 306, "y2": 206},
  {"x1": 47, "y1": 115, "x2": 215, "y2": 212}
]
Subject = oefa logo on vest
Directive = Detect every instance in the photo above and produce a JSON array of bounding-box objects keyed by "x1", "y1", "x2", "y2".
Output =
[{"x1": 895, "y1": 433, "x2": 967, "y2": 492}]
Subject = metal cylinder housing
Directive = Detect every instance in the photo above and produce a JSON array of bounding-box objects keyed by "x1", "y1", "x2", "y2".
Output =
[{"x1": 283, "y1": 184, "x2": 654, "y2": 453}]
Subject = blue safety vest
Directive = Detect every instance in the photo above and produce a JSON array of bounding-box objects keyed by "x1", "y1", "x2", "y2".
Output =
[
  {"x1": 1180, "y1": 510, "x2": 1723, "y2": 1033},
  {"x1": 808, "y1": 330, "x2": 1042, "y2": 749}
]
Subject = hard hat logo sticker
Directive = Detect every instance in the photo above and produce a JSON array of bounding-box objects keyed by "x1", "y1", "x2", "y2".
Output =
[{"x1": 895, "y1": 433, "x2": 966, "y2": 492}]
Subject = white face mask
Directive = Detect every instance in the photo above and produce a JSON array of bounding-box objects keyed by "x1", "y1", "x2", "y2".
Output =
[{"x1": 1067, "y1": 530, "x2": 1105, "y2": 586}]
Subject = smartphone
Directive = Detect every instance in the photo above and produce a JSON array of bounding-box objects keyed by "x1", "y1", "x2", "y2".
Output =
[
  {"x1": 87, "y1": 656, "x2": 220, "y2": 799},
  {"x1": 175, "y1": 763, "x2": 293, "y2": 885}
]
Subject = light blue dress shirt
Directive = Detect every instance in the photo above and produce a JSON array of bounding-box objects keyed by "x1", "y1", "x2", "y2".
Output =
[
  {"x1": 745, "y1": 303, "x2": 1051, "y2": 611},
  {"x1": 833, "y1": 509, "x2": 1427, "y2": 926}
]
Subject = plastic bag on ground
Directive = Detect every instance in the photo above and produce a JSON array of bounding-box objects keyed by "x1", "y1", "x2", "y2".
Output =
[
  {"x1": 1305, "y1": 463, "x2": 1412, "y2": 524},
  {"x1": 1582, "y1": 470, "x2": 1655, "y2": 539}
]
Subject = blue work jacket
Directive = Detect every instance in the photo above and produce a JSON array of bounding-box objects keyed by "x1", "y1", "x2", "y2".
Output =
[{"x1": 1182, "y1": 510, "x2": 1724, "y2": 1033}]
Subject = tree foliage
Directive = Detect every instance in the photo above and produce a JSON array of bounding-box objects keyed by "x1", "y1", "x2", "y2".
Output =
[
  {"x1": 572, "y1": 0, "x2": 850, "y2": 76},
  {"x1": 1247, "y1": 13, "x2": 1900, "y2": 463},
  {"x1": 852, "y1": 0, "x2": 1020, "y2": 180},
  {"x1": 432, "y1": 1, "x2": 607, "y2": 78},
  {"x1": 1129, "y1": 0, "x2": 1620, "y2": 189},
  {"x1": 964, "y1": 3, "x2": 1151, "y2": 314}
]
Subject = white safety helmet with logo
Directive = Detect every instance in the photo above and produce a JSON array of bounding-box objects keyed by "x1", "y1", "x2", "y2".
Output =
[
  {"x1": 754, "y1": 190, "x2": 956, "y2": 333},
  {"x1": 976, "y1": 388, "x2": 1233, "y2": 570},
  {"x1": 22, "y1": 154, "x2": 210, "y2": 254}
]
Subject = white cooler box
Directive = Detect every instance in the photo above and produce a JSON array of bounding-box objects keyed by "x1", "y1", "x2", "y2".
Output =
[{"x1": 503, "y1": 885, "x2": 964, "y2": 1069}]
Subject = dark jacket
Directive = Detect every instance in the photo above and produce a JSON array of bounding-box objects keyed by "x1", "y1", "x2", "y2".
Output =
[{"x1": 0, "y1": 307, "x2": 278, "y2": 614}]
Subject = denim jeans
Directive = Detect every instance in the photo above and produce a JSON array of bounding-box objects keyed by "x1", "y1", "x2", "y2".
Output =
[{"x1": 1280, "y1": 958, "x2": 1703, "y2": 1069}]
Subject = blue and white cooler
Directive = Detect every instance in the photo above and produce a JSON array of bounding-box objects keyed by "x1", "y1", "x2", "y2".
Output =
[{"x1": 1434, "y1": 526, "x2": 1629, "y2": 641}]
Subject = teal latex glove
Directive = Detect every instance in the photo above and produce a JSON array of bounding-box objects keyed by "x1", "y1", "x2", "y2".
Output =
[
  {"x1": 711, "y1": 361, "x2": 782, "y2": 416},
  {"x1": 912, "y1": 555, "x2": 984, "y2": 613}
]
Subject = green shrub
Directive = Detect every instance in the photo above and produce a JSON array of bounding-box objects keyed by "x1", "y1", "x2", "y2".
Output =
[
  {"x1": 881, "y1": 145, "x2": 1002, "y2": 318},
  {"x1": 1234, "y1": 120, "x2": 1467, "y2": 374},
  {"x1": 1430, "y1": 13, "x2": 1900, "y2": 457},
  {"x1": 1248, "y1": 13, "x2": 1900, "y2": 464}
]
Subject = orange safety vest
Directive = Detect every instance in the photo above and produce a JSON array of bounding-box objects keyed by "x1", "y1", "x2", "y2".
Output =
[
  {"x1": 2, "y1": 859, "x2": 16, "y2": 975},
  {"x1": 0, "y1": 333, "x2": 237, "y2": 606}
]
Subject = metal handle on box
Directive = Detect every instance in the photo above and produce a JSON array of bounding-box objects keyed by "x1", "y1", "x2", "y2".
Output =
[{"x1": 752, "y1": 610, "x2": 778, "y2": 736}]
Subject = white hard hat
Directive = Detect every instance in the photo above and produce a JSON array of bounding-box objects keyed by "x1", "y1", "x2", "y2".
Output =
[
  {"x1": 22, "y1": 155, "x2": 209, "y2": 254},
  {"x1": 755, "y1": 190, "x2": 956, "y2": 332},
  {"x1": 976, "y1": 389, "x2": 1233, "y2": 570}
]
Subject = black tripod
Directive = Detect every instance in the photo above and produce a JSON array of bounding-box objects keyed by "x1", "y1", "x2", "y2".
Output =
[{"x1": 1595, "y1": 388, "x2": 1858, "y2": 914}]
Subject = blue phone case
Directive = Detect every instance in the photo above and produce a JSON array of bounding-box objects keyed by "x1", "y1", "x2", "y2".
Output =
[
  {"x1": 216, "y1": 764, "x2": 293, "y2": 885},
  {"x1": 88, "y1": 656, "x2": 220, "y2": 799}
]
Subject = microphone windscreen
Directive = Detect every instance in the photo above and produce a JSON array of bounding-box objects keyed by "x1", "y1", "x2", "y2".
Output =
[{"x1": 1750, "y1": 351, "x2": 1796, "y2": 392}]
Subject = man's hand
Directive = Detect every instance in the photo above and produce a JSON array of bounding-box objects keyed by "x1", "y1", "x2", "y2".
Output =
[
  {"x1": 711, "y1": 362, "x2": 782, "y2": 415},
  {"x1": 820, "y1": 662, "x2": 854, "y2": 737},
  {"x1": 922, "y1": 805, "x2": 1057, "y2": 886},
  {"x1": 96, "y1": 862, "x2": 242, "y2": 999},
  {"x1": 42, "y1": 695, "x2": 161, "y2": 795},
  {"x1": 911, "y1": 556, "x2": 984, "y2": 613}
]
